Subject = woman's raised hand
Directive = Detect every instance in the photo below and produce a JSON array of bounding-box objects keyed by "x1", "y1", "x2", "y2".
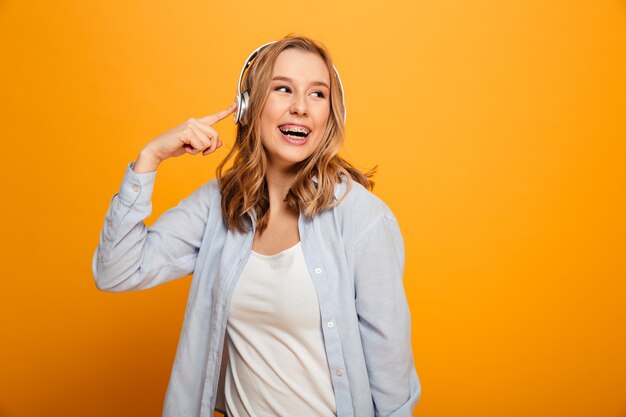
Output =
[{"x1": 133, "y1": 102, "x2": 237, "y2": 173}]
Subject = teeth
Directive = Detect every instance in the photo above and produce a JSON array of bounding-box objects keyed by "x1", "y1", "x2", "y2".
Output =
[{"x1": 279, "y1": 125, "x2": 310, "y2": 137}]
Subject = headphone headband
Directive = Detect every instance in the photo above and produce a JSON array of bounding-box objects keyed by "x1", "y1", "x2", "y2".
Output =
[{"x1": 234, "y1": 40, "x2": 346, "y2": 124}]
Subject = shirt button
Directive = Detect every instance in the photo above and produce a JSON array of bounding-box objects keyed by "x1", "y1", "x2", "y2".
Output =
[
  {"x1": 131, "y1": 184, "x2": 140, "y2": 192},
  {"x1": 314, "y1": 267, "x2": 322, "y2": 274},
  {"x1": 336, "y1": 369, "x2": 344, "y2": 377},
  {"x1": 327, "y1": 321, "x2": 334, "y2": 328}
]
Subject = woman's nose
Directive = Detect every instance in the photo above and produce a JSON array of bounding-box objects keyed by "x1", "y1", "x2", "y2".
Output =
[{"x1": 289, "y1": 93, "x2": 308, "y2": 116}]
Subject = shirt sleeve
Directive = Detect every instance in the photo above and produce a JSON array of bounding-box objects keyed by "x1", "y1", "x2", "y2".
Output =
[
  {"x1": 92, "y1": 161, "x2": 212, "y2": 292},
  {"x1": 353, "y1": 209, "x2": 421, "y2": 416}
]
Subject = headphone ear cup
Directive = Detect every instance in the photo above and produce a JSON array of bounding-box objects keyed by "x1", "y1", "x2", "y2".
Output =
[
  {"x1": 234, "y1": 92, "x2": 245, "y2": 124},
  {"x1": 239, "y1": 91, "x2": 250, "y2": 125}
]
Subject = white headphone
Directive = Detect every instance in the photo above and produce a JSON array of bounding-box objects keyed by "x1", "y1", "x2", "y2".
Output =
[{"x1": 234, "y1": 41, "x2": 346, "y2": 124}]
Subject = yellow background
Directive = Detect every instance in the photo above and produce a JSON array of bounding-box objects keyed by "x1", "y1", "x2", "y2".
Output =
[{"x1": 1, "y1": 0, "x2": 625, "y2": 416}]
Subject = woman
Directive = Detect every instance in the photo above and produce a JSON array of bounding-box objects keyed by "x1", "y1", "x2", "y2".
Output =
[{"x1": 93, "y1": 35, "x2": 420, "y2": 417}]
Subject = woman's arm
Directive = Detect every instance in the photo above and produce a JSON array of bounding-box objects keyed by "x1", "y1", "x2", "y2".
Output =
[
  {"x1": 354, "y1": 209, "x2": 421, "y2": 416},
  {"x1": 92, "y1": 161, "x2": 214, "y2": 292},
  {"x1": 92, "y1": 103, "x2": 235, "y2": 292}
]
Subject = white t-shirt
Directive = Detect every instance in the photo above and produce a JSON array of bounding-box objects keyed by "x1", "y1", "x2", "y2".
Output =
[{"x1": 225, "y1": 241, "x2": 337, "y2": 417}]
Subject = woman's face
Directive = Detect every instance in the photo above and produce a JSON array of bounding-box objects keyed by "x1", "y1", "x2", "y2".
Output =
[{"x1": 258, "y1": 48, "x2": 331, "y2": 172}]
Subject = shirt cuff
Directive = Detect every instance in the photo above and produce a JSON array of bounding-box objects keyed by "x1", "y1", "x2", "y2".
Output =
[{"x1": 117, "y1": 161, "x2": 157, "y2": 206}]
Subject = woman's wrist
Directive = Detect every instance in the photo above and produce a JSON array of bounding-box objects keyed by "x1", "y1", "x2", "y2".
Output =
[{"x1": 133, "y1": 148, "x2": 162, "y2": 173}]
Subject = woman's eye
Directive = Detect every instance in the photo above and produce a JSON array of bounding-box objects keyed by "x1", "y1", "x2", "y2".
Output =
[
  {"x1": 311, "y1": 91, "x2": 325, "y2": 98},
  {"x1": 275, "y1": 86, "x2": 291, "y2": 93}
]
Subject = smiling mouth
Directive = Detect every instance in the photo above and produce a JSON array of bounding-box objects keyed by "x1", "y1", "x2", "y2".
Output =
[{"x1": 278, "y1": 125, "x2": 311, "y2": 140}]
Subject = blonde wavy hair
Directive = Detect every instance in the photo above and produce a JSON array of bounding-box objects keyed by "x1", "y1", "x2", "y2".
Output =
[{"x1": 216, "y1": 35, "x2": 375, "y2": 233}]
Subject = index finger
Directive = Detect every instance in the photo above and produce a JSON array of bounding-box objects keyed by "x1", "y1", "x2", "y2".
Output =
[{"x1": 199, "y1": 102, "x2": 237, "y2": 125}]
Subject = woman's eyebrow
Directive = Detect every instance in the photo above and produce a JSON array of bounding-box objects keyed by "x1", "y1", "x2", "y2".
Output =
[{"x1": 272, "y1": 76, "x2": 330, "y2": 89}]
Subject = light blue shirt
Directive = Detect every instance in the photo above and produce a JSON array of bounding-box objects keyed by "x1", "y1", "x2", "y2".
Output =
[{"x1": 92, "y1": 162, "x2": 421, "y2": 417}]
